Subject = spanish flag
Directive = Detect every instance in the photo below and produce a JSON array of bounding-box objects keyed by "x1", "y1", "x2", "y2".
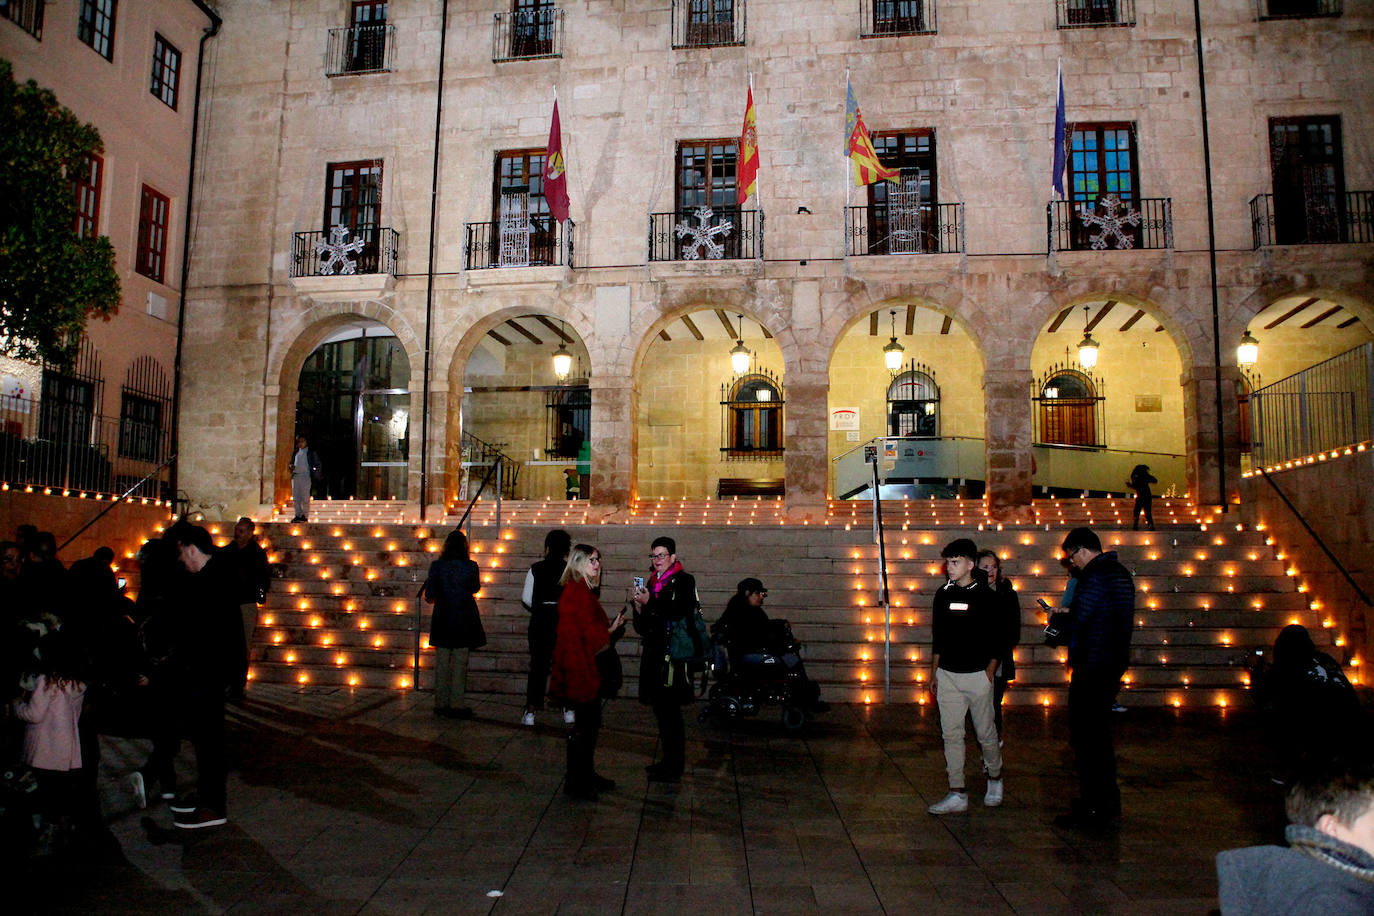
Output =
[
  {"x1": 845, "y1": 78, "x2": 898, "y2": 187},
  {"x1": 738, "y1": 86, "x2": 759, "y2": 205},
  {"x1": 545, "y1": 96, "x2": 570, "y2": 223}
]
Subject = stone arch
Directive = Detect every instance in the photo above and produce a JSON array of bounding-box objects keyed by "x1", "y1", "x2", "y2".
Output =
[
  {"x1": 1039, "y1": 286, "x2": 1197, "y2": 369},
  {"x1": 823, "y1": 288, "x2": 985, "y2": 371},
  {"x1": 265, "y1": 302, "x2": 419, "y2": 508},
  {"x1": 631, "y1": 287, "x2": 799, "y2": 382}
]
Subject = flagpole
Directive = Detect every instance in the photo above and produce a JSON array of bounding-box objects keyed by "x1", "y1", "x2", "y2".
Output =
[
  {"x1": 749, "y1": 72, "x2": 760, "y2": 211},
  {"x1": 844, "y1": 69, "x2": 851, "y2": 212}
]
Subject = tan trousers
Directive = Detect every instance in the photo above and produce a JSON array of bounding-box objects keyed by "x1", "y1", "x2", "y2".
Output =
[
  {"x1": 434, "y1": 647, "x2": 470, "y2": 710},
  {"x1": 935, "y1": 667, "x2": 1003, "y2": 790}
]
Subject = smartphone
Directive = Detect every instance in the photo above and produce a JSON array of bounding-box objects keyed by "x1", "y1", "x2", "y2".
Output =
[
  {"x1": 1036, "y1": 597, "x2": 1052, "y2": 611},
  {"x1": 117, "y1": 576, "x2": 127, "y2": 589},
  {"x1": 633, "y1": 576, "x2": 645, "y2": 591}
]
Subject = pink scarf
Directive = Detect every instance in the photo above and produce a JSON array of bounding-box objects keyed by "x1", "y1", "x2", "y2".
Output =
[{"x1": 648, "y1": 561, "x2": 683, "y2": 596}]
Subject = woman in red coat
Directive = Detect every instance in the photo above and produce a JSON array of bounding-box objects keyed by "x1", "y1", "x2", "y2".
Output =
[{"x1": 549, "y1": 544, "x2": 624, "y2": 800}]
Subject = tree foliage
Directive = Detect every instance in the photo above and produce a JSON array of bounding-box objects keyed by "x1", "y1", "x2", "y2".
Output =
[{"x1": 0, "y1": 57, "x2": 120, "y2": 367}]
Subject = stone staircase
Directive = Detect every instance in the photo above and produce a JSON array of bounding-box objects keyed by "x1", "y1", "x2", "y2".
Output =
[{"x1": 239, "y1": 498, "x2": 1329, "y2": 710}]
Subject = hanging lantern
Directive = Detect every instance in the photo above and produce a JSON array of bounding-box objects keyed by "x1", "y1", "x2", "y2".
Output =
[
  {"x1": 883, "y1": 309, "x2": 904, "y2": 373},
  {"x1": 552, "y1": 319, "x2": 573, "y2": 381},
  {"x1": 730, "y1": 313, "x2": 751, "y2": 374},
  {"x1": 1237, "y1": 329, "x2": 1259, "y2": 367},
  {"x1": 1076, "y1": 305, "x2": 1099, "y2": 369}
]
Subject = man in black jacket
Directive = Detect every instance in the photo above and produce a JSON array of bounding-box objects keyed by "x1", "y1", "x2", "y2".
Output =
[
  {"x1": 221, "y1": 518, "x2": 270, "y2": 699},
  {"x1": 1057, "y1": 526, "x2": 1135, "y2": 830}
]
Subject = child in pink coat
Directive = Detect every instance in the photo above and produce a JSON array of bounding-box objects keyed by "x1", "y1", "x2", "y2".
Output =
[{"x1": 12, "y1": 638, "x2": 87, "y2": 845}]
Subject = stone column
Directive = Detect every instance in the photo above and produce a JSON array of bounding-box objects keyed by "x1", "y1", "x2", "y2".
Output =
[
  {"x1": 784, "y1": 372, "x2": 830, "y2": 520},
  {"x1": 1181, "y1": 364, "x2": 1238, "y2": 508},
  {"x1": 590, "y1": 373, "x2": 635, "y2": 509},
  {"x1": 420, "y1": 383, "x2": 448, "y2": 518},
  {"x1": 984, "y1": 367, "x2": 1035, "y2": 522}
]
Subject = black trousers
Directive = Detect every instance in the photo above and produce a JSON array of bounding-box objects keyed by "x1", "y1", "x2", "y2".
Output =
[
  {"x1": 993, "y1": 676, "x2": 1009, "y2": 736},
  {"x1": 565, "y1": 698, "x2": 603, "y2": 788},
  {"x1": 186, "y1": 684, "x2": 227, "y2": 813},
  {"x1": 651, "y1": 698, "x2": 685, "y2": 774},
  {"x1": 1068, "y1": 669, "x2": 1122, "y2": 816},
  {"x1": 526, "y1": 614, "x2": 557, "y2": 710},
  {"x1": 1133, "y1": 495, "x2": 1153, "y2": 529}
]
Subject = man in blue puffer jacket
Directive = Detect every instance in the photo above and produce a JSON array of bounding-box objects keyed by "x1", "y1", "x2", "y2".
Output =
[{"x1": 1056, "y1": 526, "x2": 1134, "y2": 830}]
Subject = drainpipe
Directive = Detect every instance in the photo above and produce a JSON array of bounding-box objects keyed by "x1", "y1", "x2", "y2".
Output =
[
  {"x1": 1191, "y1": 0, "x2": 1227, "y2": 512},
  {"x1": 169, "y1": 0, "x2": 224, "y2": 506},
  {"x1": 418, "y1": 0, "x2": 450, "y2": 522}
]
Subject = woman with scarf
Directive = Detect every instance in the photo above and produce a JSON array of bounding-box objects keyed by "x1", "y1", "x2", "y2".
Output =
[
  {"x1": 630, "y1": 536, "x2": 698, "y2": 782},
  {"x1": 548, "y1": 544, "x2": 624, "y2": 800}
]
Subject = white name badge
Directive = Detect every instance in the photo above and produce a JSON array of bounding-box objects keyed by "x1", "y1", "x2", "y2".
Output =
[{"x1": 950, "y1": 602, "x2": 969, "y2": 610}]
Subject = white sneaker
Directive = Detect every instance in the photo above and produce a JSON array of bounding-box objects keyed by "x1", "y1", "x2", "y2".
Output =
[
  {"x1": 928, "y1": 791, "x2": 969, "y2": 815},
  {"x1": 984, "y1": 778, "x2": 1004, "y2": 807},
  {"x1": 521, "y1": 711, "x2": 535, "y2": 726},
  {"x1": 128, "y1": 772, "x2": 146, "y2": 810},
  {"x1": 564, "y1": 709, "x2": 575, "y2": 724}
]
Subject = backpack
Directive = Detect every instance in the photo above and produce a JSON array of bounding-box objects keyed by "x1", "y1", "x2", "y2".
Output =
[{"x1": 667, "y1": 605, "x2": 713, "y2": 666}]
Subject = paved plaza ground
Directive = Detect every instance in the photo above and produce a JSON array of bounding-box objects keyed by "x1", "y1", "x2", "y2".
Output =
[{"x1": 13, "y1": 684, "x2": 1283, "y2": 914}]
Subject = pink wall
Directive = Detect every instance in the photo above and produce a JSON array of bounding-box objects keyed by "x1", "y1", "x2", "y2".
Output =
[{"x1": 0, "y1": 489, "x2": 171, "y2": 566}]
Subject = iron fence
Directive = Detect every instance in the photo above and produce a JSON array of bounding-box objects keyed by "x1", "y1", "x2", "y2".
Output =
[
  {"x1": 1250, "y1": 343, "x2": 1373, "y2": 469},
  {"x1": 0, "y1": 0, "x2": 43, "y2": 38},
  {"x1": 845, "y1": 203, "x2": 962, "y2": 255},
  {"x1": 649, "y1": 208, "x2": 762, "y2": 261},
  {"x1": 291, "y1": 227, "x2": 399, "y2": 277},
  {"x1": 1055, "y1": 0, "x2": 1135, "y2": 27},
  {"x1": 492, "y1": 7, "x2": 564, "y2": 61},
  {"x1": 1048, "y1": 197, "x2": 1172, "y2": 252},
  {"x1": 859, "y1": 0, "x2": 935, "y2": 36},
  {"x1": 1258, "y1": 0, "x2": 1341, "y2": 19},
  {"x1": 325, "y1": 24, "x2": 394, "y2": 76},
  {"x1": 1249, "y1": 191, "x2": 1374, "y2": 248},
  {"x1": 0, "y1": 395, "x2": 170, "y2": 498},
  {"x1": 463, "y1": 218, "x2": 572, "y2": 270},
  {"x1": 671, "y1": 0, "x2": 746, "y2": 48}
]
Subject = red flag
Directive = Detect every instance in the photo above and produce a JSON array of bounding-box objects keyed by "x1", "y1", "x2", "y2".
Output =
[
  {"x1": 848, "y1": 108, "x2": 898, "y2": 187},
  {"x1": 738, "y1": 86, "x2": 759, "y2": 205},
  {"x1": 545, "y1": 97, "x2": 570, "y2": 223}
]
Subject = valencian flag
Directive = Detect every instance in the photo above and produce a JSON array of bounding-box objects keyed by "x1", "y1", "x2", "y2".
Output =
[
  {"x1": 738, "y1": 85, "x2": 759, "y2": 205},
  {"x1": 1052, "y1": 59, "x2": 1067, "y2": 198},
  {"x1": 545, "y1": 96, "x2": 570, "y2": 223},
  {"x1": 844, "y1": 78, "x2": 898, "y2": 187}
]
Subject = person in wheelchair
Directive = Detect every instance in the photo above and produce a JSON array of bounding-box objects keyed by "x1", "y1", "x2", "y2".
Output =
[{"x1": 712, "y1": 579, "x2": 827, "y2": 713}]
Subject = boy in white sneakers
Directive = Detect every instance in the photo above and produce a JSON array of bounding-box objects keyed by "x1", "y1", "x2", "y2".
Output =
[{"x1": 927, "y1": 538, "x2": 1004, "y2": 814}]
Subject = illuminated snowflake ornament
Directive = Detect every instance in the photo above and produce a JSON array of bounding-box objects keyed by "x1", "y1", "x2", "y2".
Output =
[
  {"x1": 1079, "y1": 195, "x2": 1141, "y2": 250},
  {"x1": 674, "y1": 206, "x2": 733, "y2": 260},
  {"x1": 314, "y1": 226, "x2": 366, "y2": 275}
]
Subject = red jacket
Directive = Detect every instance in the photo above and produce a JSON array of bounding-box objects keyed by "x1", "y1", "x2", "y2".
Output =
[{"x1": 549, "y1": 578, "x2": 608, "y2": 704}]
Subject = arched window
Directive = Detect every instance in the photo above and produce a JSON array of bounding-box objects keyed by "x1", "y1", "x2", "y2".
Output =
[
  {"x1": 886, "y1": 364, "x2": 940, "y2": 436},
  {"x1": 720, "y1": 370, "x2": 784, "y2": 458},
  {"x1": 1032, "y1": 365, "x2": 1104, "y2": 447},
  {"x1": 119, "y1": 356, "x2": 170, "y2": 463},
  {"x1": 546, "y1": 384, "x2": 590, "y2": 459}
]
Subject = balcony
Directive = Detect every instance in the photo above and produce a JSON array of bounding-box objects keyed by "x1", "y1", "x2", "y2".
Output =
[
  {"x1": 292, "y1": 227, "x2": 398, "y2": 277},
  {"x1": 845, "y1": 203, "x2": 963, "y2": 255},
  {"x1": 1048, "y1": 197, "x2": 1172, "y2": 252},
  {"x1": 325, "y1": 24, "x2": 394, "y2": 76},
  {"x1": 1258, "y1": 0, "x2": 1341, "y2": 19},
  {"x1": 1055, "y1": 0, "x2": 1135, "y2": 28},
  {"x1": 1250, "y1": 191, "x2": 1374, "y2": 248},
  {"x1": 649, "y1": 207, "x2": 763, "y2": 261},
  {"x1": 464, "y1": 217, "x2": 573, "y2": 270},
  {"x1": 1, "y1": 0, "x2": 44, "y2": 39},
  {"x1": 493, "y1": 8, "x2": 564, "y2": 61},
  {"x1": 672, "y1": 0, "x2": 746, "y2": 49},
  {"x1": 860, "y1": 0, "x2": 935, "y2": 37}
]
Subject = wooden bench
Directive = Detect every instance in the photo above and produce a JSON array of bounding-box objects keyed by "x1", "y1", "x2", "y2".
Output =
[{"x1": 716, "y1": 478, "x2": 785, "y2": 499}]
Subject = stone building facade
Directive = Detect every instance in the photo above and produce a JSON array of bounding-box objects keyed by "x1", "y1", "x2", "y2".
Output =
[{"x1": 178, "y1": 0, "x2": 1373, "y2": 520}]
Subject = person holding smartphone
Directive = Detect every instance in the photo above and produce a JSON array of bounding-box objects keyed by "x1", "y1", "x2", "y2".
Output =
[
  {"x1": 977, "y1": 550, "x2": 1021, "y2": 745},
  {"x1": 630, "y1": 536, "x2": 697, "y2": 782}
]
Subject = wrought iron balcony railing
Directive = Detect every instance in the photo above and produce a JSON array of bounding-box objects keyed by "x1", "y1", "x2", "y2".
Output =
[
  {"x1": 672, "y1": 0, "x2": 746, "y2": 48},
  {"x1": 1, "y1": 0, "x2": 44, "y2": 38},
  {"x1": 1249, "y1": 191, "x2": 1374, "y2": 248},
  {"x1": 860, "y1": 0, "x2": 936, "y2": 37},
  {"x1": 1047, "y1": 197, "x2": 1172, "y2": 252},
  {"x1": 325, "y1": 24, "x2": 394, "y2": 76},
  {"x1": 291, "y1": 227, "x2": 399, "y2": 277},
  {"x1": 845, "y1": 203, "x2": 963, "y2": 255},
  {"x1": 1258, "y1": 0, "x2": 1341, "y2": 19},
  {"x1": 493, "y1": 8, "x2": 564, "y2": 61},
  {"x1": 649, "y1": 207, "x2": 763, "y2": 261},
  {"x1": 463, "y1": 217, "x2": 573, "y2": 270},
  {"x1": 1055, "y1": 0, "x2": 1135, "y2": 28}
]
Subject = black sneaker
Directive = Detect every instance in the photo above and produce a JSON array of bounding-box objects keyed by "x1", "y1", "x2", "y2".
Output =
[
  {"x1": 174, "y1": 808, "x2": 227, "y2": 829},
  {"x1": 593, "y1": 773, "x2": 616, "y2": 791}
]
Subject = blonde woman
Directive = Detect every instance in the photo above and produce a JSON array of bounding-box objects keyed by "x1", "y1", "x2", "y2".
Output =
[{"x1": 548, "y1": 544, "x2": 624, "y2": 800}]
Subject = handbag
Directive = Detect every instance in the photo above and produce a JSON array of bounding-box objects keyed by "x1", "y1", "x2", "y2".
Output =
[
  {"x1": 595, "y1": 645, "x2": 623, "y2": 699},
  {"x1": 1043, "y1": 611, "x2": 1074, "y2": 648},
  {"x1": 667, "y1": 607, "x2": 712, "y2": 664}
]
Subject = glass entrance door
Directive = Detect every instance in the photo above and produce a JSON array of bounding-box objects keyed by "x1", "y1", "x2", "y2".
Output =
[{"x1": 356, "y1": 389, "x2": 408, "y2": 499}]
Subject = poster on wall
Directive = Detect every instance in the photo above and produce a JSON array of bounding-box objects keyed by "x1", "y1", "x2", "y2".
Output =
[{"x1": 830, "y1": 407, "x2": 859, "y2": 431}]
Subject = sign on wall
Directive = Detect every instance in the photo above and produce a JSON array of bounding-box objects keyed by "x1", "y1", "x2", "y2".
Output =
[{"x1": 831, "y1": 407, "x2": 859, "y2": 431}]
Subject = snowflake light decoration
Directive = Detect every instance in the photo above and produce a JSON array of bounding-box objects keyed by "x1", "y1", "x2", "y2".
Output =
[
  {"x1": 674, "y1": 206, "x2": 733, "y2": 260},
  {"x1": 1079, "y1": 195, "x2": 1141, "y2": 250},
  {"x1": 314, "y1": 226, "x2": 366, "y2": 275}
]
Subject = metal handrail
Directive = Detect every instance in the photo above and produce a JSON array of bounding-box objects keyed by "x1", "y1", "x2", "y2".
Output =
[
  {"x1": 56, "y1": 452, "x2": 177, "y2": 555},
  {"x1": 1255, "y1": 466, "x2": 1372, "y2": 607}
]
